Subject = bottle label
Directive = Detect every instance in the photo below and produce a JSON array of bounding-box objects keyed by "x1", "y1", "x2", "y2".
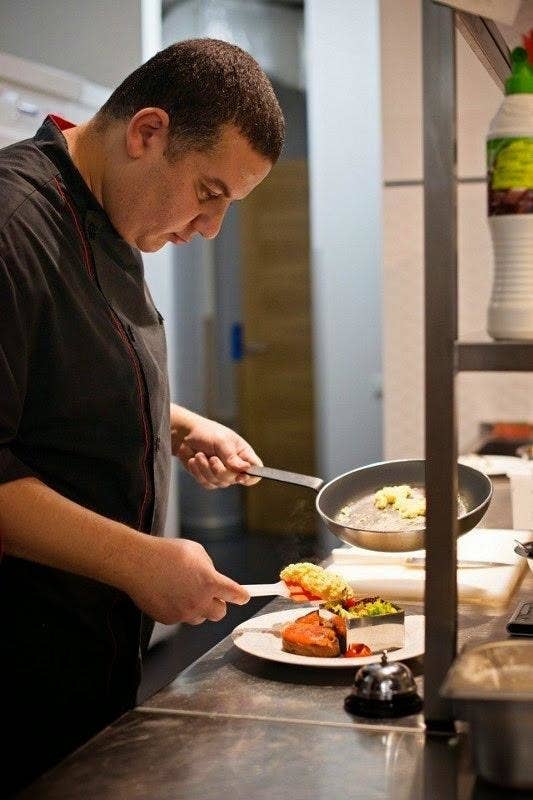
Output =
[{"x1": 487, "y1": 137, "x2": 533, "y2": 215}]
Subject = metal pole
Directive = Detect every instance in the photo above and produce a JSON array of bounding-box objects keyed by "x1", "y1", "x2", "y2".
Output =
[{"x1": 422, "y1": 0, "x2": 458, "y2": 732}]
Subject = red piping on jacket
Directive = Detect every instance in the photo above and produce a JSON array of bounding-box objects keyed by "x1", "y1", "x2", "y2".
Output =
[
  {"x1": 49, "y1": 114, "x2": 75, "y2": 132},
  {"x1": 53, "y1": 174, "x2": 152, "y2": 532}
]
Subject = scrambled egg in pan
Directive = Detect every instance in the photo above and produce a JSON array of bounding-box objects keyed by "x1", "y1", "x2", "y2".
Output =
[{"x1": 374, "y1": 484, "x2": 426, "y2": 519}]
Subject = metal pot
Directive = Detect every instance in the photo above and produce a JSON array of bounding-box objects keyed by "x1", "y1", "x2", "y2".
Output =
[{"x1": 247, "y1": 458, "x2": 492, "y2": 552}]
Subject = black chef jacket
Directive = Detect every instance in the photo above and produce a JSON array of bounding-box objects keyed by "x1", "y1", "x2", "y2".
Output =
[{"x1": 0, "y1": 116, "x2": 171, "y2": 793}]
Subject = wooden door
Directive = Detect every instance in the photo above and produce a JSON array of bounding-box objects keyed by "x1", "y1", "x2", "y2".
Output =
[{"x1": 238, "y1": 160, "x2": 316, "y2": 535}]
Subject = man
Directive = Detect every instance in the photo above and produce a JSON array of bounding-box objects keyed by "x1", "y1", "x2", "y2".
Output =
[{"x1": 0, "y1": 39, "x2": 284, "y2": 794}]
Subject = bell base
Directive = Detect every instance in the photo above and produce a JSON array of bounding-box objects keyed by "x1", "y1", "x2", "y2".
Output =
[{"x1": 344, "y1": 692, "x2": 423, "y2": 719}]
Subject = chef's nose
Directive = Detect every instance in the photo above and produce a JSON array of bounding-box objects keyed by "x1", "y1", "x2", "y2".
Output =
[{"x1": 194, "y1": 205, "x2": 228, "y2": 240}]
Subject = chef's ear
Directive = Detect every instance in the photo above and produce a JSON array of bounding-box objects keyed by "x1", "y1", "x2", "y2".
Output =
[{"x1": 125, "y1": 108, "x2": 170, "y2": 159}]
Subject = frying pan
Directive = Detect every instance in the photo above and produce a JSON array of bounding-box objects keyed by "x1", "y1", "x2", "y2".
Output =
[{"x1": 246, "y1": 458, "x2": 492, "y2": 552}]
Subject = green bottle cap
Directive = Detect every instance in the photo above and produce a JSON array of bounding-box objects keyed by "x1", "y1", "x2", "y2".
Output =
[{"x1": 506, "y1": 47, "x2": 533, "y2": 94}]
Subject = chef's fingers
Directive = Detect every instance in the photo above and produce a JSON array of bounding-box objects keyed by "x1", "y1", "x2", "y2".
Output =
[
  {"x1": 188, "y1": 452, "x2": 244, "y2": 489},
  {"x1": 205, "y1": 598, "x2": 227, "y2": 622},
  {"x1": 234, "y1": 471, "x2": 262, "y2": 487},
  {"x1": 208, "y1": 455, "x2": 256, "y2": 487},
  {"x1": 215, "y1": 438, "x2": 262, "y2": 472},
  {"x1": 193, "y1": 452, "x2": 233, "y2": 488},
  {"x1": 187, "y1": 600, "x2": 227, "y2": 625},
  {"x1": 213, "y1": 574, "x2": 250, "y2": 605},
  {"x1": 225, "y1": 452, "x2": 262, "y2": 473},
  {"x1": 231, "y1": 447, "x2": 262, "y2": 485},
  {"x1": 187, "y1": 456, "x2": 217, "y2": 490},
  {"x1": 186, "y1": 615, "x2": 207, "y2": 626},
  {"x1": 178, "y1": 442, "x2": 195, "y2": 462},
  {"x1": 237, "y1": 443, "x2": 263, "y2": 467},
  {"x1": 193, "y1": 452, "x2": 219, "y2": 485},
  {"x1": 220, "y1": 451, "x2": 262, "y2": 486},
  {"x1": 206, "y1": 456, "x2": 235, "y2": 487}
]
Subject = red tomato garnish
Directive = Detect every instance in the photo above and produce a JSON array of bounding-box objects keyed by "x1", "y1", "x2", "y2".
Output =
[
  {"x1": 343, "y1": 598, "x2": 358, "y2": 609},
  {"x1": 344, "y1": 643, "x2": 372, "y2": 658}
]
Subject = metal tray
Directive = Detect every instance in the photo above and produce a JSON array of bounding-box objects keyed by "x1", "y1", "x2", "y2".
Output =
[{"x1": 441, "y1": 640, "x2": 533, "y2": 789}]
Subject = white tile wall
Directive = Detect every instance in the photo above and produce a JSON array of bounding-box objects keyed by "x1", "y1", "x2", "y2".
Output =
[
  {"x1": 457, "y1": 183, "x2": 492, "y2": 338},
  {"x1": 380, "y1": 0, "x2": 422, "y2": 182},
  {"x1": 381, "y1": 0, "x2": 533, "y2": 458},
  {"x1": 383, "y1": 185, "x2": 425, "y2": 458}
]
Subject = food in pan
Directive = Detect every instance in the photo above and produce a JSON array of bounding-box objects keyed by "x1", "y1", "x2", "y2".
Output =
[
  {"x1": 336, "y1": 483, "x2": 467, "y2": 532},
  {"x1": 336, "y1": 485, "x2": 428, "y2": 532},
  {"x1": 280, "y1": 562, "x2": 355, "y2": 604},
  {"x1": 373, "y1": 485, "x2": 426, "y2": 519},
  {"x1": 374, "y1": 484, "x2": 412, "y2": 510}
]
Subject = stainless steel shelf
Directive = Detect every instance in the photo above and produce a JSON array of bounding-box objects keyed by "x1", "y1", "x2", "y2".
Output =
[
  {"x1": 456, "y1": 338, "x2": 533, "y2": 371},
  {"x1": 422, "y1": 0, "x2": 529, "y2": 735},
  {"x1": 452, "y1": 13, "x2": 529, "y2": 374}
]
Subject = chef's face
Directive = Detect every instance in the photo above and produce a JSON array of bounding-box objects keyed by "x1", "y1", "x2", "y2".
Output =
[{"x1": 104, "y1": 109, "x2": 272, "y2": 252}]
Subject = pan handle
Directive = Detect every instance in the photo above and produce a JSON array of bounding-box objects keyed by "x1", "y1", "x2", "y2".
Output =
[{"x1": 245, "y1": 465, "x2": 324, "y2": 493}]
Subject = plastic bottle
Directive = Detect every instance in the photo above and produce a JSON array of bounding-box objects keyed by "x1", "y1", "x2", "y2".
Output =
[{"x1": 487, "y1": 43, "x2": 533, "y2": 340}]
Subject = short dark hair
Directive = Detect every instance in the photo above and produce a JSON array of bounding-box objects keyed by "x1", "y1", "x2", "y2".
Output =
[{"x1": 97, "y1": 38, "x2": 285, "y2": 162}]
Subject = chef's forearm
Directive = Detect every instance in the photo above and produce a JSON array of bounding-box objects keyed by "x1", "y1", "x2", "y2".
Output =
[
  {"x1": 0, "y1": 476, "x2": 150, "y2": 590},
  {"x1": 170, "y1": 403, "x2": 203, "y2": 451}
]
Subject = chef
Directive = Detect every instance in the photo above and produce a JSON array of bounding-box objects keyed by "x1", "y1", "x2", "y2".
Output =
[{"x1": 0, "y1": 38, "x2": 284, "y2": 795}]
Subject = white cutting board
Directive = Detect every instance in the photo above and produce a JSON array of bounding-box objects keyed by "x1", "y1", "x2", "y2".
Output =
[{"x1": 327, "y1": 529, "x2": 529, "y2": 607}]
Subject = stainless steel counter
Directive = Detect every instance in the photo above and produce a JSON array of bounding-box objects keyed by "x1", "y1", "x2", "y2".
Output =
[{"x1": 18, "y1": 479, "x2": 532, "y2": 799}]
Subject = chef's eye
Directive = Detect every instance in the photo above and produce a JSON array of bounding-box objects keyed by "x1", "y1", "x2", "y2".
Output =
[{"x1": 199, "y1": 185, "x2": 222, "y2": 202}]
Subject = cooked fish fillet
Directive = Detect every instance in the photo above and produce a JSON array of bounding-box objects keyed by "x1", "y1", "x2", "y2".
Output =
[{"x1": 282, "y1": 622, "x2": 340, "y2": 658}]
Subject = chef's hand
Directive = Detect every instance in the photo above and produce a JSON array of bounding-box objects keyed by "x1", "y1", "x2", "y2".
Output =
[
  {"x1": 127, "y1": 537, "x2": 250, "y2": 625},
  {"x1": 172, "y1": 407, "x2": 262, "y2": 489}
]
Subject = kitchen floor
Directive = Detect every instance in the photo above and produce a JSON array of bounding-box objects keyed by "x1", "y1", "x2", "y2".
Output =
[{"x1": 138, "y1": 526, "x2": 336, "y2": 703}]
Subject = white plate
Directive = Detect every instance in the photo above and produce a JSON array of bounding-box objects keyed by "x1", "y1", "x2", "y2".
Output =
[
  {"x1": 231, "y1": 609, "x2": 425, "y2": 668},
  {"x1": 458, "y1": 454, "x2": 524, "y2": 476}
]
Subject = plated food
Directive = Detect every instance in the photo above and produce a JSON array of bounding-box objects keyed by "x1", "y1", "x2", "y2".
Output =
[
  {"x1": 231, "y1": 610, "x2": 424, "y2": 669},
  {"x1": 281, "y1": 610, "x2": 347, "y2": 658},
  {"x1": 279, "y1": 562, "x2": 355, "y2": 604},
  {"x1": 278, "y1": 562, "x2": 404, "y2": 659}
]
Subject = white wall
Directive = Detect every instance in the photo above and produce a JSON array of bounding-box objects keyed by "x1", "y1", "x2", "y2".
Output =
[
  {"x1": 381, "y1": 0, "x2": 533, "y2": 458},
  {"x1": 305, "y1": 0, "x2": 384, "y2": 479},
  {"x1": 0, "y1": 0, "x2": 145, "y2": 88}
]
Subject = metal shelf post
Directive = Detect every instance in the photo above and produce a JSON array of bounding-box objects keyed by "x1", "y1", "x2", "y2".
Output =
[{"x1": 422, "y1": 0, "x2": 458, "y2": 731}]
